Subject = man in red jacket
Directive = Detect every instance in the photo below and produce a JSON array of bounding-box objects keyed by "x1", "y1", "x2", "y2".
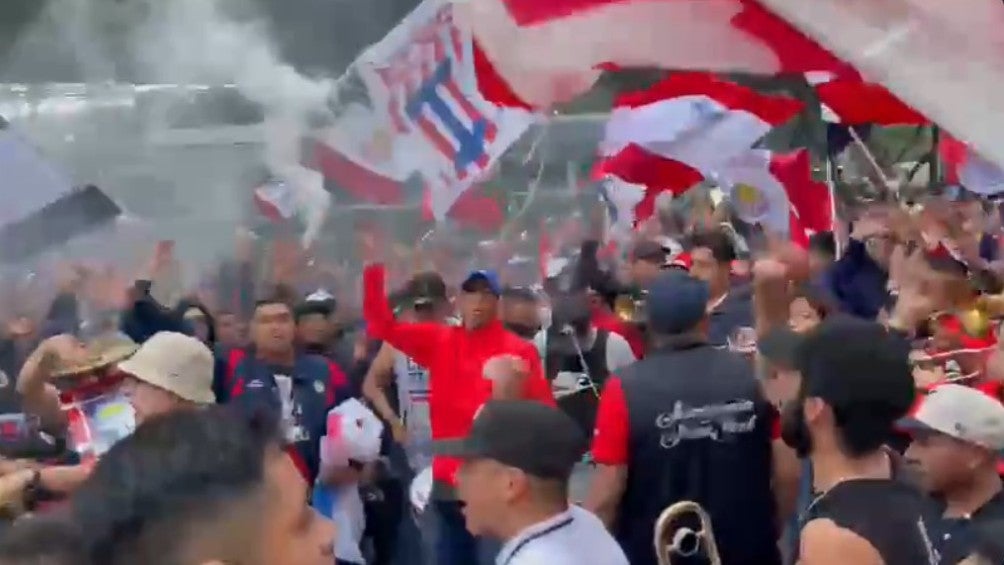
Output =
[{"x1": 363, "y1": 264, "x2": 554, "y2": 565}]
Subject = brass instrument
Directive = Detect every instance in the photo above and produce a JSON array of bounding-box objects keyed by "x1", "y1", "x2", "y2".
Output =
[
  {"x1": 654, "y1": 501, "x2": 722, "y2": 565},
  {"x1": 614, "y1": 291, "x2": 647, "y2": 324},
  {"x1": 947, "y1": 293, "x2": 1004, "y2": 339}
]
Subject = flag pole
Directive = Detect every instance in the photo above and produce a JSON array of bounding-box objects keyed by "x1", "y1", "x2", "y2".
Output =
[
  {"x1": 847, "y1": 125, "x2": 896, "y2": 198},
  {"x1": 824, "y1": 157, "x2": 842, "y2": 257},
  {"x1": 929, "y1": 124, "x2": 942, "y2": 189}
]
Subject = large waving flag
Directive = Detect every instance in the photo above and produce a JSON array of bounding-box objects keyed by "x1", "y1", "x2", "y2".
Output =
[
  {"x1": 420, "y1": 184, "x2": 505, "y2": 233},
  {"x1": 759, "y1": 0, "x2": 1004, "y2": 172},
  {"x1": 308, "y1": 102, "x2": 417, "y2": 205},
  {"x1": 717, "y1": 149, "x2": 833, "y2": 242},
  {"x1": 595, "y1": 73, "x2": 802, "y2": 221},
  {"x1": 254, "y1": 179, "x2": 298, "y2": 223},
  {"x1": 597, "y1": 177, "x2": 646, "y2": 244},
  {"x1": 456, "y1": 0, "x2": 852, "y2": 108},
  {"x1": 813, "y1": 77, "x2": 927, "y2": 126},
  {"x1": 355, "y1": 0, "x2": 533, "y2": 221}
]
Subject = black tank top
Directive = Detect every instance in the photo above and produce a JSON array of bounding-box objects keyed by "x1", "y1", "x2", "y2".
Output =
[{"x1": 802, "y1": 479, "x2": 939, "y2": 565}]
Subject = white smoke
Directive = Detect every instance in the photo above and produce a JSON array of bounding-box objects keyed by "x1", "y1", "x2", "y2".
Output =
[{"x1": 131, "y1": 0, "x2": 334, "y2": 246}]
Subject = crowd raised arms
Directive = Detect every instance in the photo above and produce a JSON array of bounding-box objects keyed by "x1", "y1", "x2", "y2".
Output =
[{"x1": 0, "y1": 196, "x2": 1001, "y2": 565}]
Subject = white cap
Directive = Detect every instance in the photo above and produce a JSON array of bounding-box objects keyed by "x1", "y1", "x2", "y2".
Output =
[
  {"x1": 899, "y1": 384, "x2": 1004, "y2": 450},
  {"x1": 306, "y1": 289, "x2": 334, "y2": 302},
  {"x1": 118, "y1": 332, "x2": 216, "y2": 404}
]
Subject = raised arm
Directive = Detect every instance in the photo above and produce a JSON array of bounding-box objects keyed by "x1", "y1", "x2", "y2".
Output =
[
  {"x1": 363, "y1": 264, "x2": 445, "y2": 369},
  {"x1": 16, "y1": 335, "x2": 83, "y2": 433}
]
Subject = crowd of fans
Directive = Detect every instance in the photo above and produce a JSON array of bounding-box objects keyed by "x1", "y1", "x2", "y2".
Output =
[{"x1": 0, "y1": 196, "x2": 1003, "y2": 565}]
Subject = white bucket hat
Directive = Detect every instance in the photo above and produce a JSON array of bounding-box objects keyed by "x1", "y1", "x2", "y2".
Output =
[{"x1": 118, "y1": 332, "x2": 215, "y2": 404}]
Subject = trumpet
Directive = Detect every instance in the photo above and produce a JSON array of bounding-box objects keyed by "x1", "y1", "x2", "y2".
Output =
[
  {"x1": 614, "y1": 291, "x2": 647, "y2": 324},
  {"x1": 939, "y1": 293, "x2": 1004, "y2": 339},
  {"x1": 654, "y1": 501, "x2": 722, "y2": 565}
]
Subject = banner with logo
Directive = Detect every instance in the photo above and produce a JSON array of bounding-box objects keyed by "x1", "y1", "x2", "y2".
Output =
[{"x1": 354, "y1": 0, "x2": 533, "y2": 221}]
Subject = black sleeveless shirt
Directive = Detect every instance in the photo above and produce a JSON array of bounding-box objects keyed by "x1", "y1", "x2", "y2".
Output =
[
  {"x1": 801, "y1": 479, "x2": 940, "y2": 565},
  {"x1": 544, "y1": 328, "x2": 610, "y2": 438}
]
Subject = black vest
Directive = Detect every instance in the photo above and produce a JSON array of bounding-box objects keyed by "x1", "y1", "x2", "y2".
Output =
[
  {"x1": 545, "y1": 328, "x2": 610, "y2": 438},
  {"x1": 615, "y1": 341, "x2": 781, "y2": 565}
]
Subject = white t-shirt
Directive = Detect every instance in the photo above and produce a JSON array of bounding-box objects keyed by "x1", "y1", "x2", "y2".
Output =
[
  {"x1": 497, "y1": 506, "x2": 628, "y2": 565},
  {"x1": 392, "y1": 348, "x2": 432, "y2": 471}
]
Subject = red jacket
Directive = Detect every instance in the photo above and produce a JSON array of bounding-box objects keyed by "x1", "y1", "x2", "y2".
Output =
[{"x1": 363, "y1": 265, "x2": 555, "y2": 484}]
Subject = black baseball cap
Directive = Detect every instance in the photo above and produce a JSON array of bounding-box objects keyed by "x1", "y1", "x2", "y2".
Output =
[
  {"x1": 433, "y1": 400, "x2": 586, "y2": 479},
  {"x1": 294, "y1": 298, "x2": 334, "y2": 321},
  {"x1": 632, "y1": 240, "x2": 669, "y2": 264},
  {"x1": 645, "y1": 269, "x2": 709, "y2": 334},
  {"x1": 794, "y1": 317, "x2": 914, "y2": 417},
  {"x1": 405, "y1": 272, "x2": 447, "y2": 306}
]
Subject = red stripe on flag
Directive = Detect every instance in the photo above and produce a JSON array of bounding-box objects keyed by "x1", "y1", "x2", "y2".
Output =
[
  {"x1": 770, "y1": 150, "x2": 833, "y2": 236},
  {"x1": 422, "y1": 185, "x2": 505, "y2": 233},
  {"x1": 730, "y1": 0, "x2": 854, "y2": 77},
  {"x1": 815, "y1": 80, "x2": 927, "y2": 125},
  {"x1": 311, "y1": 141, "x2": 404, "y2": 205},
  {"x1": 500, "y1": 0, "x2": 618, "y2": 25},
  {"x1": 598, "y1": 143, "x2": 704, "y2": 220},
  {"x1": 473, "y1": 40, "x2": 535, "y2": 110},
  {"x1": 497, "y1": 0, "x2": 852, "y2": 75},
  {"x1": 253, "y1": 192, "x2": 286, "y2": 223}
]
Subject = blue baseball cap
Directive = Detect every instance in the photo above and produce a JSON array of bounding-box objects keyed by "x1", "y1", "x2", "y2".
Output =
[
  {"x1": 645, "y1": 269, "x2": 709, "y2": 334},
  {"x1": 461, "y1": 270, "x2": 502, "y2": 296}
]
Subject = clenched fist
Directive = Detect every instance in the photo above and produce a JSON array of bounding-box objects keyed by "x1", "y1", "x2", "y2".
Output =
[
  {"x1": 482, "y1": 355, "x2": 528, "y2": 382},
  {"x1": 482, "y1": 355, "x2": 529, "y2": 400}
]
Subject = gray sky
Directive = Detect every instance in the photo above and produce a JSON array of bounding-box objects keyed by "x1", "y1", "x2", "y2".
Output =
[{"x1": 0, "y1": 0, "x2": 418, "y2": 83}]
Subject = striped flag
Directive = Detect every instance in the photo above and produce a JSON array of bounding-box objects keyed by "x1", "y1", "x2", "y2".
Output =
[
  {"x1": 253, "y1": 179, "x2": 298, "y2": 222},
  {"x1": 355, "y1": 0, "x2": 533, "y2": 221},
  {"x1": 458, "y1": 0, "x2": 853, "y2": 109},
  {"x1": 306, "y1": 100, "x2": 419, "y2": 206},
  {"x1": 594, "y1": 73, "x2": 802, "y2": 222}
]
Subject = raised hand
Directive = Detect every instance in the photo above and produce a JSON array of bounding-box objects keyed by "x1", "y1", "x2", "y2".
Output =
[{"x1": 483, "y1": 354, "x2": 529, "y2": 400}]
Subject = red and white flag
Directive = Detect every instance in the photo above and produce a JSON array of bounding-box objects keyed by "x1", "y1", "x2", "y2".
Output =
[
  {"x1": 597, "y1": 177, "x2": 646, "y2": 244},
  {"x1": 941, "y1": 134, "x2": 1004, "y2": 197},
  {"x1": 456, "y1": 0, "x2": 852, "y2": 108},
  {"x1": 813, "y1": 77, "x2": 927, "y2": 126},
  {"x1": 253, "y1": 180, "x2": 298, "y2": 222},
  {"x1": 758, "y1": 0, "x2": 1004, "y2": 172},
  {"x1": 420, "y1": 184, "x2": 505, "y2": 233},
  {"x1": 308, "y1": 103, "x2": 415, "y2": 205},
  {"x1": 595, "y1": 73, "x2": 802, "y2": 221},
  {"x1": 356, "y1": 0, "x2": 533, "y2": 220},
  {"x1": 717, "y1": 149, "x2": 833, "y2": 244}
]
